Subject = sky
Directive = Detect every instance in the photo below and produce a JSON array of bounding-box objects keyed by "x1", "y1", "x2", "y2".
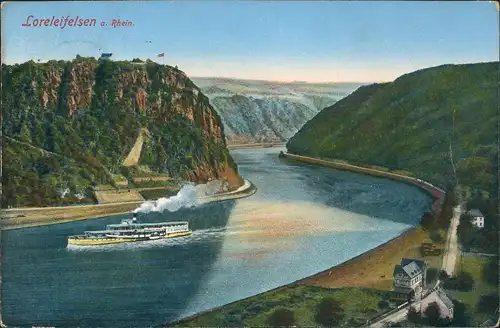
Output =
[{"x1": 1, "y1": 1, "x2": 499, "y2": 82}]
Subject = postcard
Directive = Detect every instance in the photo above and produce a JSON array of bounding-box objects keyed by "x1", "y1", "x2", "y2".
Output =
[{"x1": 1, "y1": 1, "x2": 498, "y2": 327}]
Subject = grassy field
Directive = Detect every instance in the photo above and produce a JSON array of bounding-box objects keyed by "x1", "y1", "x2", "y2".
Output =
[
  {"x1": 299, "y1": 226, "x2": 444, "y2": 291},
  {"x1": 448, "y1": 255, "x2": 498, "y2": 326},
  {"x1": 139, "y1": 188, "x2": 179, "y2": 200},
  {"x1": 94, "y1": 189, "x2": 144, "y2": 203},
  {"x1": 171, "y1": 285, "x2": 400, "y2": 327}
]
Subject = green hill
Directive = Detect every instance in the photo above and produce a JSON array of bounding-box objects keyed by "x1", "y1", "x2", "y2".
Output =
[
  {"x1": 287, "y1": 62, "x2": 498, "y2": 198},
  {"x1": 2, "y1": 58, "x2": 240, "y2": 208}
]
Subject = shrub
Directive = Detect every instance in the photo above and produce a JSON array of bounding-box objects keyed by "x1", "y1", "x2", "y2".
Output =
[
  {"x1": 267, "y1": 308, "x2": 295, "y2": 327},
  {"x1": 482, "y1": 257, "x2": 498, "y2": 286},
  {"x1": 407, "y1": 306, "x2": 421, "y2": 323},
  {"x1": 423, "y1": 302, "x2": 441, "y2": 326},
  {"x1": 378, "y1": 300, "x2": 390, "y2": 310},
  {"x1": 438, "y1": 270, "x2": 449, "y2": 281},
  {"x1": 476, "y1": 293, "x2": 499, "y2": 314},
  {"x1": 315, "y1": 297, "x2": 345, "y2": 327},
  {"x1": 456, "y1": 271, "x2": 474, "y2": 292},
  {"x1": 420, "y1": 212, "x2": 436, "y2": 230},
  {"x1": 426, "y1": 268, "x2": 439, "y2": 284},
  {"x1": 450, "y1": 300, "x2": 470, "y2": 327},
  {"x1": 430, "y1": 230, "x2": 444, "y2": 243}
]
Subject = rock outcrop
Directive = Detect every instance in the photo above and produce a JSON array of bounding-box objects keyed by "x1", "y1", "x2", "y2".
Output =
[
  {"x1": 2, "y1": 58, "x2": 242, "y2": 204},
  {"x1": 193, "y1": 77, "x2": 362, "y2": 144}
]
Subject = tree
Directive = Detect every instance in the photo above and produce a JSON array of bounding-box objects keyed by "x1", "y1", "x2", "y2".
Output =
[
  {"x1": 32, "y1": 119, "x2": 46, "y2": 148},
  {"x1": 430, "y1": 230, "x2": 444, "y2": 243},
  {"x1": 377, "y1": 300, "x2": 390, "y2": 310},
  {"x1": 424, "y1": 302, "x2": 442, "y2": 326},
  {"x1": 267, "y1": 308, "x2": 295, "y2": 327},
  {"x1": 426, "y1": 268, "x2": 439, "y2": 284},
  {"x1": 450, "y1": 300, "x2": 470, "y2": 327},
  {"x1": 482, "y1": 257, "x2": 498, "y2": 286},
  {"x1": 476, "y1": 293, "x2": 499, "y2": 314},
  {"x1": 456, "y1": 271, "x2": 474, "y2": 292},
  {"x1": 457, "y1": 215, "x2": 474, "y2": 248},
  {"x1": 438, "y1": 269, "x2": 449, "y2": 281},
  {"x1": 18, "y1": 123, "x2": 32, "y2": 144},
  {"x1": 420, "y1": 212, "x2": 435, "y2": 230},
  {"x1": 407, "y1": 306, "x2": 420, "y2": 323},
  {"x1": 315, "y1": 297, "x2": 345, "y2": 327}
]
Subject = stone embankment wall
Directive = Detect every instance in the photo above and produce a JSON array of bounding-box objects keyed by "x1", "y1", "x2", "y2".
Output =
[{"x1": 281, "y1": 152, "x2": 445, "y2": 215}]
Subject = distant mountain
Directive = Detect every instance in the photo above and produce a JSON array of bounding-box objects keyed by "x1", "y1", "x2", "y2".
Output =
[
  {"x1": 192, "y1": 77, "x2": 363, "y2": 144},
  {"x1": 287, "y1": 62, "x2": 498, "y2": 196}
]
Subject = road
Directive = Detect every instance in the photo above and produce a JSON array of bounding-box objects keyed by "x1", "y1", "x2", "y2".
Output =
[
  {"x1": 441, "y1": 205, "x2": 462, "y2": 276},
  {"x1": 369, "y1": 303, "x2": 418, "y2": 328},
  {"x1": 368, "y1": 206, "x2": 462, "y2": 327},
  {"x1": 368, "y1": 280, "x2": 442, "y2": 328},
  {"x1": 1, "y1": 180, "x2": 255, "y2": 230}
]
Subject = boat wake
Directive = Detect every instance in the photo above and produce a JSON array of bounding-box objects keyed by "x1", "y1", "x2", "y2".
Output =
[{"x1": 65, "y1": 227, "x2": 226, "y2": 252}]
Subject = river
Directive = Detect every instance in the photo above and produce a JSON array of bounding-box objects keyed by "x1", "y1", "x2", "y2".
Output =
[{"x1": 1, "y1": 147, "x2": 432, "y2": 327}]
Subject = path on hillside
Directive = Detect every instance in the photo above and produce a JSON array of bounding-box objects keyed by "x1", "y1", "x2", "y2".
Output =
[
  {"x1": 122, "y1": 128, "x2": 150, "y2": 167},
  {"x1": 441, "y1": 205, "x2": 462, "y2": 276}
]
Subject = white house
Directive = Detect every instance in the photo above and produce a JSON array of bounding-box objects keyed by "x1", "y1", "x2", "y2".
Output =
[
  {"x1": 391, "y1": 258, "x2": 428, "y2": 300},
  {"x1": 468, "y1": 209, "x2": 485, "y2": 228}
]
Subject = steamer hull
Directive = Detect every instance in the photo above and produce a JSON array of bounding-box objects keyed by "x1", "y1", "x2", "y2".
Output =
[{"x1": 67, "y1": 214, "x2": 192, "y2": 246}]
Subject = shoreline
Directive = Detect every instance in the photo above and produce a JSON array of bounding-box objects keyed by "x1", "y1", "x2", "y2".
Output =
[
  {"x1": 0, "y1": 179, "x2": 257, "y2": 231},
  {"x1": 167, "y1": 227, "x2": 432, "y2": 326},
  {"x1": 227, "y1": 142, "x2": 286, "y2": 150},
  {"x1": 167, "y1": 152, "x2": 446, "y2": 325},
  {"x1": 280, "y1": 152, "x2": 446, "y2": 213}
]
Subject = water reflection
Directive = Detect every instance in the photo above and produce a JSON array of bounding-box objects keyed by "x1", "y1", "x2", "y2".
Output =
[
  {"x1": 233, "y1": 147, "x2": 431, "y2": 224},
  {"x1": 2, "y1": 148, "x2": 433, "y2": 327},
  {"x1": 1, "y1": 200, "x2": 236, "y2": 327}
]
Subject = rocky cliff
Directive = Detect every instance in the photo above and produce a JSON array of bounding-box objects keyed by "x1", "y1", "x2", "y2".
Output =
[
  {"x1": 2, "y1": 58, "x2": 242, "y2": 207},
  {"x1": 193, "y1": 77, "x2": 362, "y2": 144}
]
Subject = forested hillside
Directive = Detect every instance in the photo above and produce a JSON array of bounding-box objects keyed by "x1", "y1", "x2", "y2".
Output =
[
  {"x1": 287, "y1": 62, "x2": 498, "y2": 201},
  {"x1": 2, "y1": 58, "x2": 241, "y2": 208}
]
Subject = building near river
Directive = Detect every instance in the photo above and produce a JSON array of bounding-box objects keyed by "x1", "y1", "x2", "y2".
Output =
[
  {"x1": 391, "y1": 258, "x2": 428, "y2": 300},
  {"x1": 468, "y1": 209, "x2": 485, "y2": 228},
  {"x1": 420, "y1": 288, "x2": 454, "y2": 322}
]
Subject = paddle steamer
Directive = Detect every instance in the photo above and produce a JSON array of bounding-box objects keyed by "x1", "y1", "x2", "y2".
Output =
[{"x1": 67, "y1": 214, "x2": 192, "y2": 246}]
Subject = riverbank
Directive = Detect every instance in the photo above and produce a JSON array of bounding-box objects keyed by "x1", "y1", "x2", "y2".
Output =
[
  {"x1": 166, "y1": 226, "x2": 441, "y2": 327},
  {"x1": 297, "y1": 226, "x2": 442, "y2": 290},
  {"x1": 166, "y1": 152, "x2": 447, "y2": 326},
  {"x1": 280, "y1": 152, "x2": 446, "y2": 287},
  {"x1": 227, "y1": 142, "x2": 286, "y2": 149},
  {"x1": 0, "y1": 179, "x2": 257, "y2": 231},
  {"x1": 280, "y1": 152, "x2": 445, "y2": 214}
]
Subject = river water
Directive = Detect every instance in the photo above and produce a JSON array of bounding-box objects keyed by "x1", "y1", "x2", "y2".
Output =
[{"x1": 1, "y1": 148, "x2": 431, "y2": 327}]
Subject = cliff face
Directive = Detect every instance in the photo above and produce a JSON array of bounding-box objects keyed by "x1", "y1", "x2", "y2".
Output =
[
  {"x1": 11, "y1": 59, "x2": 224, "y2": 143},
  {"x1": 287, "y1": 62, "x2": 498, "y2": 194},
  {"x1": 209, "y1": 95, "x2": 320, "y2": 143},
  {"x1": 2, "y1": 58, "x2": 241, "y2": 207},
  {"x1": 193, "y1": 77, "x2": 362, "y2": 144}
]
